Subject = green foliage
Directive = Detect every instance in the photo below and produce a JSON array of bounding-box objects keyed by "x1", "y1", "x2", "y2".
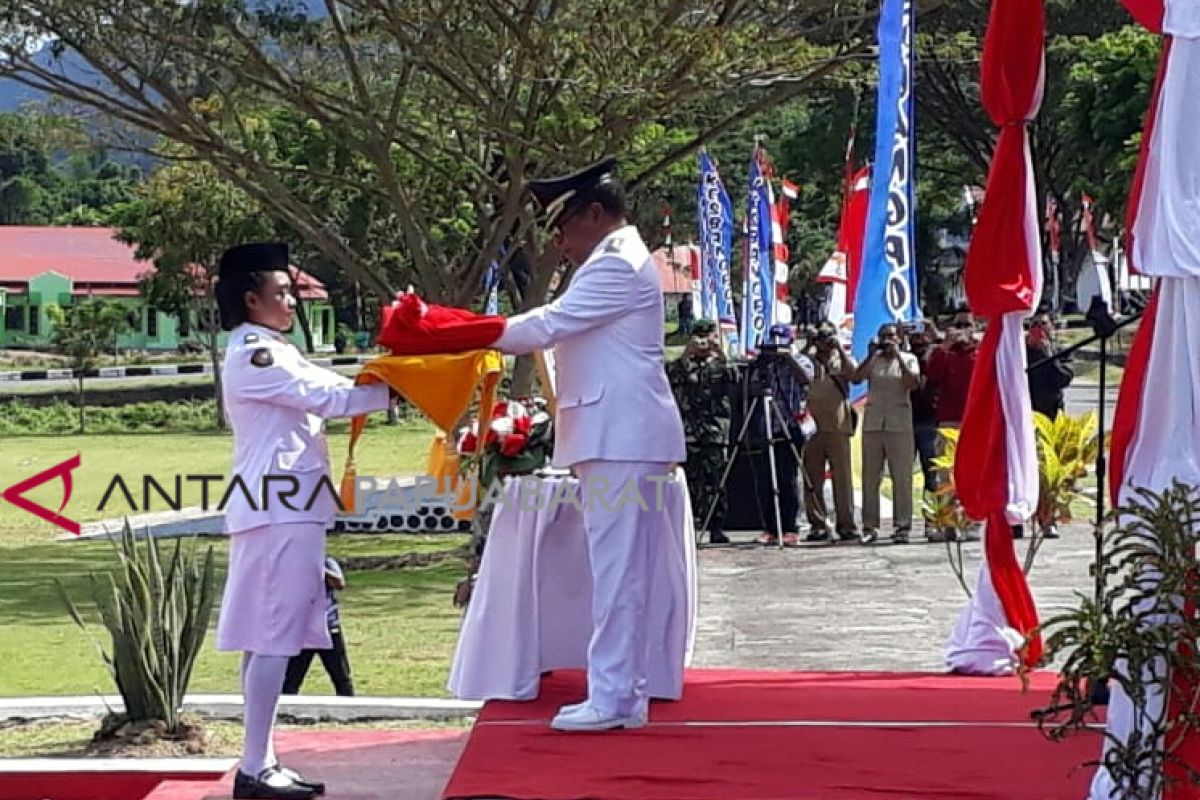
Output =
[
  {"x1": 0, "y1": 113, "x2": 139, "y2": 225},
  {"x1": 0, "y1": 397, "x2": 421, "y2": 435},
  {"x1": 46, "y1": 299, "x2": 134, "y2": 433},
  {"x1": 1033, "y1": 410, "x2": 1100, "y2": 528},
  {"x1": 0, "y1": 400, "x2": 219, "y2": 435},
  {"x1": 930, "y1": 411, "x2": 1100, "y2": 585},
  {"x1": 55, "y1": 520, "x2": 217, "y2": 732},
  {"x1": 1034, "y1": 482, "x2": 1200, "y2": 800},
  {"x1": 0, "y1": 0, "x2": 868, "y2": 321}
]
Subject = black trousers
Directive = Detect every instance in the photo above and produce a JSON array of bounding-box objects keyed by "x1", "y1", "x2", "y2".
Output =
[
  {"x1": 750, "y1": 440, "x2": 800, "y2": 535},
  {"x1": 283, "y1": 628, "x2": 355, "y2": 697}
]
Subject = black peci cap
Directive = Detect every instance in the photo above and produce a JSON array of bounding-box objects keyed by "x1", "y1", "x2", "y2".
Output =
[
  {"x1": 527, "y1": 157, "x2": 621, "y2": 221},
  {"x1": 219, "y1": 242, "x2": 289, "y2": 279}
]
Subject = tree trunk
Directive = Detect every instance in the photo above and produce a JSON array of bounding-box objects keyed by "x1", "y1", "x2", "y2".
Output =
[
  {"x1": 77, "y1": 372, "x2": 85, "y2": 434},
  {"x1": 507, "y1": 245, "x2": 561, "y2": 396},
  {"x1": 294, "y1": 299, "x2": 315, "y2": 353}
]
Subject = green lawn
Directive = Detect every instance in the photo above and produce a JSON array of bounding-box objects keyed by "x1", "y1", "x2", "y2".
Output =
[{"x1": 0, "y1": 422, "x2": 474, "y2": 699}]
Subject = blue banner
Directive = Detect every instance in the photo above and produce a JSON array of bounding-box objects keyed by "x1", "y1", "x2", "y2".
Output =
[
  {"x1": 741, "y1": 150, "x2": 774, "y2": 355},
  {"x1": 696, "y1": 152, "x2": 738, "y2": 351},
  {"x1": 851, "y1": 0, "x2": 919, "y2": 397}
]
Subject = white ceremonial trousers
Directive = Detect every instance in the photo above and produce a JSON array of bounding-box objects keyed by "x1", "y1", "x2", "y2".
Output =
[{"x1": 572, "y1": 460, "x2": 676, "y2": 717}]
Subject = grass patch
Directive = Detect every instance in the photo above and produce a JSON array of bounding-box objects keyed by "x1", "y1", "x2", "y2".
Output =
[
  {"x1": 0, "y1": 717, "x2": 472, "y2": 758},
  {"x1": 0, "y1": 423, "x2": 474, "y2": 700}
]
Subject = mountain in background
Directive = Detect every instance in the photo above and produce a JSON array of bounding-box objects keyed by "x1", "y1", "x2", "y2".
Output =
[{"x1": 0, "y1": 0, "x2": 328, "y2": 112}]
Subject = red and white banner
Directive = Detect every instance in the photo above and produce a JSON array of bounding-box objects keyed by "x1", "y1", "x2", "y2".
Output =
[
  {"x1": 943, "y1": 0, "x2": 1045, "y2": 677},
  {"x1": 820, "y1": 165, "x2": 870, "y2": 336},
  {"x1": 764, "y1": 167, "x2": 794, "y2": 326},
  {"x1": 1089, "y1": 2, "x2": 1200, "y2": 797}
]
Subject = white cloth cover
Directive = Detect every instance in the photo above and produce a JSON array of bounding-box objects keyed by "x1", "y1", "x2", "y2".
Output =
[
  {"x1": 944, "y1": 130, "x2": 1043, "y2": 676},
  {"x1": 447, "y1": 471, "x2": 697, "y2": 702},
  {"x1": 1091, "y1": 10, "x2": 1200, "y2": 795}
]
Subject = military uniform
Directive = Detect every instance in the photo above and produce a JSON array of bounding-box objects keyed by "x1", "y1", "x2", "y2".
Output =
[{"x1": 666, "y1": 320, "x2": 736, "y2": 543}]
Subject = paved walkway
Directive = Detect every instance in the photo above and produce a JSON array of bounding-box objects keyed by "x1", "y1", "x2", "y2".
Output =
[{"x1": 691, "y1": 526, "x2": 1094, "y2": 671}]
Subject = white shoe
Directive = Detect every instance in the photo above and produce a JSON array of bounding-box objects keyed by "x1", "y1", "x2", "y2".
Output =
[
  {"x1": 550, "y1": 702, "x2": 646, "y2": 732},
  {"x1": 557, "y1": 700, "x2": 588, "y2": 717}
]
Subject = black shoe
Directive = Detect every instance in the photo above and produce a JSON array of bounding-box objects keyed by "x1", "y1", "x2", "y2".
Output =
[
  {"x1": 274, "y1": 763, "x2": 325, "y2": 796},
  {"x1": 708, "y1": 529, "x2": 730, "y2": 544},
  {"x1": 233, "y1": 769, "x2": 316, "y2": 799},
  {"x1": 805, "y1": 529, "x2": 831, "y2": 542}
]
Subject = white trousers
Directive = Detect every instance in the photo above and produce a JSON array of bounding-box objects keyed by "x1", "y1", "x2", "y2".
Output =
[{"x1": 573, "y1": 460, "x2": 674, "y2": 717}]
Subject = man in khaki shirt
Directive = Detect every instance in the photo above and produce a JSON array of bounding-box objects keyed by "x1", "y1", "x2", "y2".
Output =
[
  {"x1": 803, "y1": 323, "x2": 858, "y2": 541},
  {"x1": 852, "y1": 322, "x2": 922, "y2": 543}
]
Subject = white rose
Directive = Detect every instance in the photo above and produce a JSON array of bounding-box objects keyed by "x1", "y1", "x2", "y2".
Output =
[{"x1": 491, "y1": 417, "x2": 514, "y2": 436}]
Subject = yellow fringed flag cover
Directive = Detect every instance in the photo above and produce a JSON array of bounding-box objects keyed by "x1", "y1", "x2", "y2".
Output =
[{"x1": 339, "y1": 349, "x2": 504, "y2": 514}]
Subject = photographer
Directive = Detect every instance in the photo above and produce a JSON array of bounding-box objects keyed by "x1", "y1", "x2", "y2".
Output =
[
  {"x1": 851, "y1": 322, "x2": 921, "y2": 544},
  {"x1": 802, "y1": 323, "x2": 859, "y2": 542},
  {"x1": 666, "y1": 319, "x2": 738, "y2": 545},
  {"x1": 924, "y1": 311, "x2": 980, "y2": 542},
  {"x1": 738, "y1": 324, "x2": 814, "y2": 546}
]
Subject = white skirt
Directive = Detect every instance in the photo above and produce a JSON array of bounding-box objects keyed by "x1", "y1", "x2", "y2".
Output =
[{"x1": 216, "y1": 522, "x2": 330, "y2": 656}]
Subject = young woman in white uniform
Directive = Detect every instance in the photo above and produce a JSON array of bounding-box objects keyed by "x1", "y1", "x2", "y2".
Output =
[{"x1": 213, "y1": 243, "x2": 391, "y2": 799}]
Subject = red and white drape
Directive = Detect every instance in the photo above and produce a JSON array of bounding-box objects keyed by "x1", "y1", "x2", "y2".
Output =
[
  {"x1": 767, "y1": 176, "x2": 795, "y2": 325},
  {"x1": 1090, "y1": 1, "x2": 1200, "y2": 797},
  {"x1": 943, "y1": 0, "x2": 1045, "y2": 676}
]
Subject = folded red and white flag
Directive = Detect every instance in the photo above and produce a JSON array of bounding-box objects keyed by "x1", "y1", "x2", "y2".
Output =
[{"x1": 376, "y1": 293, "x2": 506, "y2": 356}]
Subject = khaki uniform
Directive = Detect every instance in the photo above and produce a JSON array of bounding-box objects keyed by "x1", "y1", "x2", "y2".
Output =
[
  {"x1": 803, "y1": 352, "x2": 857, "y2": 535},
  {"x1": 860, "y1": 352, "x2": 920, "y2": 533}
]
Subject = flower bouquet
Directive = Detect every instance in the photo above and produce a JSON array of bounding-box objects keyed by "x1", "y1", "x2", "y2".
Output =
[{"x1": 455, "y1": 396, "x2": 554, "y2": 490}]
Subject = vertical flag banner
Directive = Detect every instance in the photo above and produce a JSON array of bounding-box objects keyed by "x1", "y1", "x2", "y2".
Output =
[
  {"x1": 697, "y1": 150, "x2": 739, "y2": 351},
  {"x1": 769, "y1": 174, "x2": 796, "y2": 325},
  {"x1": 483, "y1": 256, "x2": 501, "y2": 315},
  {"x1": 1046, "y1": 195, "x2": 1061, "y2": 311},
  {"x1": 851, "y1": 0, "x2": 919, "y2": 395},
  {"x1": 943, "y1": 0, "x2": 1045, "y2": 677},
  {"x1": 742, "y1": 146, "x2": 775, "y2": 354},
  {"x1": 688, "y1": 245, "x2": 703, "y2": 321}
]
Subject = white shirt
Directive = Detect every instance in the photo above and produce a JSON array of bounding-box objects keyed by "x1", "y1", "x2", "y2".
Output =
[
  {"x1": 495, "y1": 225, "x2": 686, "y2": 467},
  {"x1": 220, "y1": 322, "x2": 390, "y2": 533}
]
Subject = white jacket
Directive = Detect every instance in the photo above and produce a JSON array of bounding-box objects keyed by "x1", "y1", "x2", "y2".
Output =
[
  {"x1": 495, "y1": 225, "x2": 686, "y2": 468},
  {"x1": 221, "y1": 322, "x2": 390, "y2": 533}
]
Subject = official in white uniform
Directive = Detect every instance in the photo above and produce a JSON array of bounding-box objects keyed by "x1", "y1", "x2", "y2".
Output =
[
  {"x1": 213, "y1": 243, "x2": 391, "y2": 799},
  {"x1": 491, "y1": 158, "x2": 687, "y2": 732}
]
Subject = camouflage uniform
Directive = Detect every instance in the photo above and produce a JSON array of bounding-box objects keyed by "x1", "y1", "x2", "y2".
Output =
[{"x1": 666, "y1": 321, "x2": 737, "y2": 543}]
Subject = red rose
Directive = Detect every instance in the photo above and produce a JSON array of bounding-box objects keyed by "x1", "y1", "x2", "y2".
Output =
[
  {"x1": 500, "y1": 433, "x2": 528, "y2": 457},
  {"x1": 459, "y1": 431, "x2": 478, "y2": 454},
  {"x1": 493, "y1": 401, "x2": 508, "y2": 418},
  {"x1": 513, "y1": 415, "x2": 533, "y2": 435},
  {"x1": 484, "y1": 429, "x2": 498, "y2": 447}
]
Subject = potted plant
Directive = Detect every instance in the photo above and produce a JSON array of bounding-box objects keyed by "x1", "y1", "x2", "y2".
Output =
[
  {"x1": 1032, "y1": 481, "x2": 1200, "y2": 800},
  {"x1": 930, "y1": 409, "x2": 1101, "y2": 586},
  {"x1": 56, "y1": 520, "x2": 217, "y2": 754}
]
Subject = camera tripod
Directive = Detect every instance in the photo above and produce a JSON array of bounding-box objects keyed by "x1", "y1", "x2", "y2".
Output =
[{"x1": 698, "y1": 366, "x2": 809, "y2": 550}]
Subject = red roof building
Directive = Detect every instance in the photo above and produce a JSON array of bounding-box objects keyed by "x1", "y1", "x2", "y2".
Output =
[{"x1": 0, "y1": 226, "x2": 327, "y2": 299}]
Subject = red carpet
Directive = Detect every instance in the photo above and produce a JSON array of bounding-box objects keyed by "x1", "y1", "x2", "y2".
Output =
[{"x1": 443, "y1": 669, "x2": 1105, "y2": 800}]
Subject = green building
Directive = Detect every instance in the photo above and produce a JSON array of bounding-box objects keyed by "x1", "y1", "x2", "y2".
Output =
[{"x1": 0, "y1": 226, "x2": 336, "y2": 352}]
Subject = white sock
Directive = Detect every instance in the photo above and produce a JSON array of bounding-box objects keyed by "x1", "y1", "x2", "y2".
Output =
[{"x1": 242, "y1": 652, "x2": 288, "y2": 777}]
